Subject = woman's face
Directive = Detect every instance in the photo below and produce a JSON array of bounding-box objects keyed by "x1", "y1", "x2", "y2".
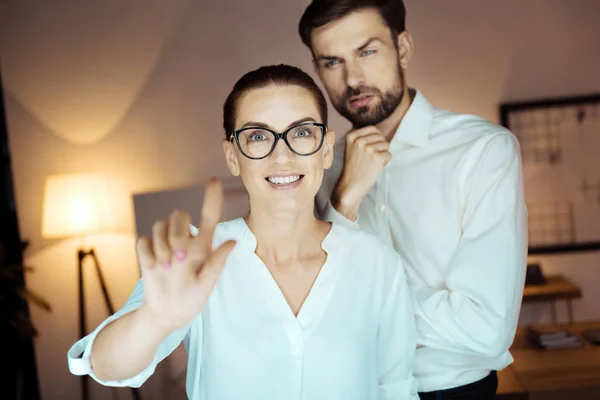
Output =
[{"x1": 223, "y1": 84, "x2": 335, "y2": 214}]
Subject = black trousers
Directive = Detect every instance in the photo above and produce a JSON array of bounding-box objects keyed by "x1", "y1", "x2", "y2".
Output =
[{"x1": 418, "y1": 371, "x2": 498, "y2": 400}]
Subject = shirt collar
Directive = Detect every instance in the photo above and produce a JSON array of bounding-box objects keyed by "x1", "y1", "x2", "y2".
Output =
[
  {"x1": 235, "y1": 217, "x2": 341, "y2": 254},
  {"x1": 390, "y1": 89, "x2": 434, "y2": 148}
]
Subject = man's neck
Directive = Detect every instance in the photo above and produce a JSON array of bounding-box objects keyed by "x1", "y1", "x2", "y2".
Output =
[{"x1": 375, "y1": 87, "x2": 416, "y2": 142}]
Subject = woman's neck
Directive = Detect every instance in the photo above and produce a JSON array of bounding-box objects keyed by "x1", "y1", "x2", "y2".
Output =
[{"x1": 245, "y1": 205, "x2": 329, "y2": 267}]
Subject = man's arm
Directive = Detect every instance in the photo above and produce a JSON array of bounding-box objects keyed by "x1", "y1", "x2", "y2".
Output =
[
  {"x1": 316, "y1": 127, "x2": 390, "y2": 229},
  {"x1": 67, "y1": 280, "x2": 192, "y2": 387},
  {"x1": 378, "y1": 260, "x2": 419, "y2": 399},
  {"x1": 317, "y1": 197, "x2": 361, "y2": 229},
  {"x1": 411, "y1": 132, "x2": 528, "y2": 358}
]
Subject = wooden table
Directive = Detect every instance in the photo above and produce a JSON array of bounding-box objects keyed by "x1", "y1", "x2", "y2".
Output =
[
  {"x1": 498, "y1": 320, "x2": 600, "y2": 398},
  {"x1": 522, "y1": 275, "x2": 582, "y2": 323},
  {"x1": 497, "y1": 367, "x2": 527, "y2": 399}
]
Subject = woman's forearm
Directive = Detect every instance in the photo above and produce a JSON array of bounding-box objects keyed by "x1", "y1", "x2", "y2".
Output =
[{"x1": 89, "y1": 305, "x2": 174, "y2": 382}]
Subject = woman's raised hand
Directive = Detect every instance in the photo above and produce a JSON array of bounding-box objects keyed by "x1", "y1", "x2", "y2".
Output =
[{"x1": 135, "y1": 179, "x2": 236, "y2": 331}]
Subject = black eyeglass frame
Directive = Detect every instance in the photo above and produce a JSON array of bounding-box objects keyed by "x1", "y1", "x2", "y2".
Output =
[{"x1": 229, "y1": 122, "x2": 327, "y2": 160}]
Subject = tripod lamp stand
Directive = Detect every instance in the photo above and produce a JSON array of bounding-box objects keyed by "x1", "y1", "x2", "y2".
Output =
[{"x1": 42, "y1": 173, "x2": 140, "y2": 400}]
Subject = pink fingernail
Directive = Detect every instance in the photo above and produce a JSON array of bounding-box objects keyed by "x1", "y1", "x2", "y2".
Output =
[
  {"x1": 161, "y1": 261, "x2": 172, "y2": 269},
  {"x1": 175, "y1": 250, "x2": 186, "y2": 262}
]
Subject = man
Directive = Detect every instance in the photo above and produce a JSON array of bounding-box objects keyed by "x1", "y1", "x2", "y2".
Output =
[{"x1": 298, "y1": 1, "x2": 528, "y2": 398}]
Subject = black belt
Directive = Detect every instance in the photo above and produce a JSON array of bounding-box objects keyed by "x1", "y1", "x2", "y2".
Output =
[{"x1": 418, "y1": 371, "x2": 498, "y2": 400}]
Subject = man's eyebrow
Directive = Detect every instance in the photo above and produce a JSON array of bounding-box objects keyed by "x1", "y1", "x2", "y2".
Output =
[
  {"x1": 315, "y1": 54, "x2": 340, "y2": 62},
  {"x1": 314, "y1": 37, "x2": 381, "y2": 62},
  {"x1": 356, "y1": 37, "x2": 380, "y2": 51}
]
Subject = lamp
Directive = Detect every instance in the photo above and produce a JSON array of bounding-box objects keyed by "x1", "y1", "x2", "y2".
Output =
[{"x1": 41, "y1": 173, "x2": 140, "y2": 400}]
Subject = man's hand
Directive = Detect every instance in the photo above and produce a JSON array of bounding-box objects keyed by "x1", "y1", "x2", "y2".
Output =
[
  {"x1": 135, "y1": 178, "x2": 236, "y2": 332},
  {"x1": 332, "y1": 126, "x2": 391, "y2": 220}
]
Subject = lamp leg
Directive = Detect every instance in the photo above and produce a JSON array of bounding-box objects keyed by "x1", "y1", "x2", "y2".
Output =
[
  {"x1": 89, "y1": 249, "x2": 115, "y2": 315},
  {"x1": 88, "y1": 249, "x2": 142, "y2": 400},
  {"x1": 77, "y1": 250, "x2": 89, "y2": 400}
]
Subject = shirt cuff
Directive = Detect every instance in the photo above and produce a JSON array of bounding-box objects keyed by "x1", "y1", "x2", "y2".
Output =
[
  {"x1": 322, "y1": 200, "x2": 360, "y2": 230},
  {"x1": 67, "y1": 304, "x2": 155, "y2": 388}
]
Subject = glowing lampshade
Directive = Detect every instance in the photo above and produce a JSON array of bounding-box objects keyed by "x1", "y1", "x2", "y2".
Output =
[{"x1": 41, "y1": 173, "x2": 116, "y2": 238}]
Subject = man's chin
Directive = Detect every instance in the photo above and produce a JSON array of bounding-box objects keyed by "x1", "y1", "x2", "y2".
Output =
[{"x1": 347, "y1": 111, "x2": 385, "y2": 128}]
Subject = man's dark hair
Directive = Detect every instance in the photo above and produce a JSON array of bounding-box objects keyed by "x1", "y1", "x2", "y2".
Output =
[
  {"x1": 298, "y1": 0, "x2": 406, "y2": 49},
  {"x1": 223, "y1": 64, "x2": 328, "y2": 139}
]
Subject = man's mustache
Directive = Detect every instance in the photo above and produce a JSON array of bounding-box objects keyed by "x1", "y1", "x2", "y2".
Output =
[{"x1": 343, "y1": 86, "x2": 381, "y2": 100}]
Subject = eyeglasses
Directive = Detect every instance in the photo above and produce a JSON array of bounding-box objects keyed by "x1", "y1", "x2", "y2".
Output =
[{"x1": 230, "y1": 122, "x2": 326, "y2": 160}]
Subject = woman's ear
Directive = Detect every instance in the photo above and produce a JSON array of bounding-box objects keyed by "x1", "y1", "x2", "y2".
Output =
[
  {"x1": 223, "y1": 139, "x2": 241, "y2": 176},
  {"x1": 322, "y1": 130, "x2": 336, "y2": 169}
]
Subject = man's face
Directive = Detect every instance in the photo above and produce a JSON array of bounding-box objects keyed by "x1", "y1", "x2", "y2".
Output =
[{"x1": 310, "y1": 8, "x2": 406, "y2": 128}]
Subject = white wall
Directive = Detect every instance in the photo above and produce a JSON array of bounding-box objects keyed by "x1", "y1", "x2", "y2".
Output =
[{"x1": 1, "y1": 0, "x2": 599, "y2": 399}]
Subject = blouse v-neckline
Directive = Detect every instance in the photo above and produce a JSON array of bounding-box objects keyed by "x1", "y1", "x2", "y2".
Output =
[{"x1": 235, "y1": 218, "x2": 344, "y2": 332}]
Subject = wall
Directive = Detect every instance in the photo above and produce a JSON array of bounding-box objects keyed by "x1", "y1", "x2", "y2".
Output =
[{"x1": 1, "y1": 0, "x2": 599, "y2": 399}]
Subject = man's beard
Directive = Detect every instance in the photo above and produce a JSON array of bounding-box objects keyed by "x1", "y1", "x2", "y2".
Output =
[{"x1": 334, "y1": 68, "x2": 405, "y2": 129}]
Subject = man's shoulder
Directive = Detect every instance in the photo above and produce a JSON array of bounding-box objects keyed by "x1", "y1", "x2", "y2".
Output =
[
  {"x1": 432, "y1": 108, "x2": 512, "y2": 141},
  {"x1": 430, "y1": 107, "x2": 520, "y2": 158}
]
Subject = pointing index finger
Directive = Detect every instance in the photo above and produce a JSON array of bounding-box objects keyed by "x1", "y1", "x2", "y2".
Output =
[{"x1": 196, "y1": 178, "x2": 224, "y2": 248}]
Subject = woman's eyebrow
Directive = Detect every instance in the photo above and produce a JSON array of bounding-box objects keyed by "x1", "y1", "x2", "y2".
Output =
[{"x1": 240, "y1": 117, "x2": 317, "y2": 130}]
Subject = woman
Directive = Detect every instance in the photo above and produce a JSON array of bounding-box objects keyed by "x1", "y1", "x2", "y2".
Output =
[{"x1": 67, "y1": 64, "x2": 418, "y2": 399}]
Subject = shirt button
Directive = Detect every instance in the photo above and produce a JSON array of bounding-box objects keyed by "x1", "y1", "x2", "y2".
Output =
[{"x1": 378, "y1": 204, "x2": 386, "y2": 213}]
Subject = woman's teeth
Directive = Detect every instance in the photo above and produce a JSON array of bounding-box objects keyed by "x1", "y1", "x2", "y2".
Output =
[{"x1": 267, "y1": 175, "x2": 301, "y2": 185}]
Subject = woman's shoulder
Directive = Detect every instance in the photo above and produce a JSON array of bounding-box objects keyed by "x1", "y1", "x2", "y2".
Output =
[
  {"x1": 188, "y1": 218, "x2": 247, "y2": 251},
  {"x1": 329, "y1": 223, "x2": 402, "y2": 267},
  {"x1": 329, "y1": 224, "x2": 406, "y2": 298},
  {"x1": 211, "y1": 218, "x2": 248, "y2": 247}
]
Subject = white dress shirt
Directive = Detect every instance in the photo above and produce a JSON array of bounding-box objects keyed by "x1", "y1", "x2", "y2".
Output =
[
  {"x1": 316, "y1": 90, "x2": 528, "y2": 392},
  {"x1": 67, "y1": 218, "x2": 419, "y2": 400}
]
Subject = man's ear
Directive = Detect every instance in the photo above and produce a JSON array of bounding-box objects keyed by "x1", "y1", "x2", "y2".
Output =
[
  {"x1": 322, "y1": 129, "x2": 336, "y2": 169},
  {"x1": 396, "y1": 31, "x2": 414, "y2": 70},
  {"x1": 223, "y1": 139, "x2": 241, "y2": 176}
]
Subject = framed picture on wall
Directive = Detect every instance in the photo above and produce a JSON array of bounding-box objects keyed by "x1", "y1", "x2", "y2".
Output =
[{"x1": 500, "y1": 93, "x2": 600, "y2": 255}]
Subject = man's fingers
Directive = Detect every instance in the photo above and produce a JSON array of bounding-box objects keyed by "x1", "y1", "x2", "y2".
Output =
[
  {"x1": 355, "y1": 133, "x2": 387, "y2": 149},
  {"x1": 346, "y1": 126, "x2": 384, "y2": 144},
  {"x1": 136, "y1": 237, "x2": 155, "y2": 275},
  {"x1": 365, "y1": 141, "x2": 390, "y2": 152},
  {"x1": 197, "y1": 178, "x2": 224, "y2": 247},
  {"x1": 381, "y1": 150, "x2": 393, "y2": 166},
  {"x1": 196, "y1": 240, "x2": 236, "y2": 282}
]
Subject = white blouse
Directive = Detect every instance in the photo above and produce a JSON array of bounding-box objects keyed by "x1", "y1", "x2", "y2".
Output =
[{"x1": 67, "y1": 218, "x2": 419, "y2": 400}]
